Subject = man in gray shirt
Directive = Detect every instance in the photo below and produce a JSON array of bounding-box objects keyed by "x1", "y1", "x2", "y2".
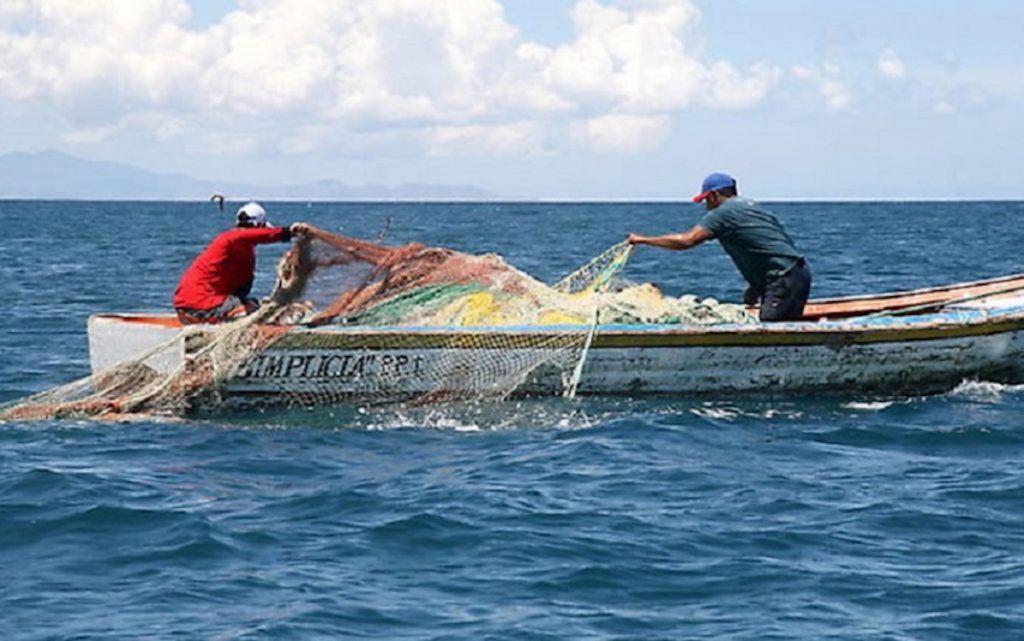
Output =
[{"x1": 628, "y1": 173, "x2": 812, "y2": 322}]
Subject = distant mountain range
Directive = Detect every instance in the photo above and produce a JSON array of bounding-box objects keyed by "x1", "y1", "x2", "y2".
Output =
[{"x1": 0, "y1": 150, "x2": 498, "y2": 201}]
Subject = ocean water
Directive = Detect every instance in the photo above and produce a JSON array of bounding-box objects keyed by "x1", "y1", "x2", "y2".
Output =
[{"x1": 2, "y1": 200, "x2": 1023, "y2": 640}]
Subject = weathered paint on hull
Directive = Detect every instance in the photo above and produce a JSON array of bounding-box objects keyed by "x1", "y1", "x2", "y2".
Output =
[
  {"x1": 217, "y1": 314, "x2": 1024, "y2": 407},
  {"x1": 87, "y1": 307, "x2": 1024, "y2": 409}
]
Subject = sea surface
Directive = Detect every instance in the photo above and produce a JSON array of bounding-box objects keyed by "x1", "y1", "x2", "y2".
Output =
[{"x1": 2, "y1": 200, "x2": 1023, "y2": 640}]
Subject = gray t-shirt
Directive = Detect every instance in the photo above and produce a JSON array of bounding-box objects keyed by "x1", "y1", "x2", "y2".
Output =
[{"x1": 698, "y1": 197, "x2": 803, "y2": 292}]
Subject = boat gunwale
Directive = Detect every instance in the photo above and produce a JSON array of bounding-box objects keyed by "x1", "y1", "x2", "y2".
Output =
[
  {"x1": 90, "y1": 306, "x2": 1024, "y2": 348},
  {"x1": 262, "y1": 306, "x2": 1024, "y2": 350},
  {"x1": 800, "y1": 272, "x2": 1024, "y2": 319},
  {"x1": 805, "y1": 271, "x2": 1024, "y2": 306},
  {"x1": 91, "y1": 271, "x2": 1024, "y2": 330}
]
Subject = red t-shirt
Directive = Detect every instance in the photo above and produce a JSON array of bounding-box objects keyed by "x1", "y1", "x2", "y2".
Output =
[{"x1": 173, "y1": 226, "x2": 291, "y2": 311}]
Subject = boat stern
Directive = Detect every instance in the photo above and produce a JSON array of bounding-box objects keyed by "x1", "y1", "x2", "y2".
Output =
[{"x1": 87, "y1": 313, "x2": 185, "y2": 375}]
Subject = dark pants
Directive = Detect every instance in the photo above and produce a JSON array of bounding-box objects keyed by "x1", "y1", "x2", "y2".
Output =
[
  {"x1": 176, "y1": 295, "x2": 260, "y2": 325},
  {"x1": 760, "y1": 259, "x2": 812, "y2": 322}
]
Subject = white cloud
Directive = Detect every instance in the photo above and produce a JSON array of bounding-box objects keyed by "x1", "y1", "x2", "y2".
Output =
[
  {"x1": 930, "y1": 83, "x2": 997, "y2": 116},
  {"x1": 790, "y1": 65, "x2": 816, "y2": 80},
  {"x1": 878, "y1": 49, "x2": 906, "y2": 79},
  {"x1": 62, "y1": 124, "x2": 118, "y2": 145},
  {"x1": 424, "y1": 122, "x2": 546, "y2": 156},
  {"x1": 790, "y1": 63, "x2": 852, "y2": 111},
  {"x1": 542, "y1": 0, "x2": 778, "y2": 112},
  {"x1": 0, "y1": 0, "x2": 527, "y2": 125},
  {"x1": 820, "y1": 79, "x2": 852, "y2": 111},
  {"x1": 279, "y1": 125, "x2": 331, "y2": 155},
  {"x1": 0, "y1": 0, "x2": 213, "y2": 120},
  {"x1": 0, "y1": 0, "x2": 782, "y2": 157},
  {"x1": 148, "y1": 115, "x2": 190, "y2": 141},
  {"x1": 704, "y1": 61, "x2": 781, "y2": 109},
  {"x1": 571, "y1": 113, "x2": 671, "y2": 153},
  {"x1": 200, "y1": 131, "x2": 260, "y2": 156}
]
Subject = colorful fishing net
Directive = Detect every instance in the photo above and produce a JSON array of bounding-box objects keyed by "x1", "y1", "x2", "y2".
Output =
[{"x1": 1, "y1": 229, "x2": 753, "y2": 420}]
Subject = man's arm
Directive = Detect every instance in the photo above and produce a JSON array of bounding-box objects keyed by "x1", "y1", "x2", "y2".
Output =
[
  {"x1": 627, "y1": 225, "x2": 714, "y2": 251},
  {"x1": 234, "y1": 226, "x2": 293, "y2": 244}
]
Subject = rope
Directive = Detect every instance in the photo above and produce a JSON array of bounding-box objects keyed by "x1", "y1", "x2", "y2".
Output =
[
  {"x1": 554, "y1": 240, "x2": 633, "y2": 293},
  {"x1": 564, "y1": 242, "x2": 635, "y2": 399}
]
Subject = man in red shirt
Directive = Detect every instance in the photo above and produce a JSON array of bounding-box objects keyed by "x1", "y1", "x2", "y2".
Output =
[{"x1": 174, "y1": 202, "x2": 308, "y2": 324}]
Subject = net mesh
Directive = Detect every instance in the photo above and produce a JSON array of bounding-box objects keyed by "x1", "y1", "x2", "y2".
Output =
[{"x1": 1, "y1": 230, "x2": 753, "y2": 420}]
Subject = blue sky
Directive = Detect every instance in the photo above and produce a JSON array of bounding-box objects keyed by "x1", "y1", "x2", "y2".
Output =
[{"x1": 1, "y1": 0, "x2": 1021, "y2": 199}]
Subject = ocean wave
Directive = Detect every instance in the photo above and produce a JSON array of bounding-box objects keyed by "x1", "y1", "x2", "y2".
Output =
[
  {"x1": 356, "y1": 400, "x2": 623, "y2": 432},
  {"x1": 947, "y1": 379, "x2": 1024, "y2": 402},
  {"x1": 689, "y1": 404, "x2": 807, "y2": 423},
  {"x1": 841, "y1": 400, "x2": 897, "y2": 411}
]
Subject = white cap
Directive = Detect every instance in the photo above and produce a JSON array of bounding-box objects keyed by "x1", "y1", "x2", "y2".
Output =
[{"x1": 236, "y1": 201, "x2": 269, "y2": 227}]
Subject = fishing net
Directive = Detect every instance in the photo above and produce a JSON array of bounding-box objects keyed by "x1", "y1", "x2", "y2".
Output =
[{"x1": 0, "y1": 229, "x2": 753, "y2": 420}]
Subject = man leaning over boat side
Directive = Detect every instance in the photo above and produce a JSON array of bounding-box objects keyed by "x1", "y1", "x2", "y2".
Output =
[
  {"x1": 173, "y1": 201, "x2": 315, "y2": 325},
  {"x1": 627, "y1": 173, "x2": 812, "y2": 322}
]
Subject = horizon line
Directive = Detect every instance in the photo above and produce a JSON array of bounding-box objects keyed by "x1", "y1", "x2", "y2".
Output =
[{"x1": 1, "y1": 196, "x2": 1022, "y2": 204}]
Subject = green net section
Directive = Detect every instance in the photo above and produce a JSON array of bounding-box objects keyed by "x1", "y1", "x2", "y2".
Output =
[{"x1": 1, "y1": 230, "x2": 754, "y2": 420}]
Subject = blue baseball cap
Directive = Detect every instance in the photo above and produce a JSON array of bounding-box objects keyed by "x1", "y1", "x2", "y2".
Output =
[{"x1": 692, "y1": 172, "x2": 736, "y2": 202}]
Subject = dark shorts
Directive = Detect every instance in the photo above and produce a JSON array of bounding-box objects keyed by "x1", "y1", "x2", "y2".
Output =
[
  {"x1": 176, "y1": 296, "x2": 260, "y2": 325},
  {"x1": 760, "y1": 259, "x2": 812, "y2": 322}
]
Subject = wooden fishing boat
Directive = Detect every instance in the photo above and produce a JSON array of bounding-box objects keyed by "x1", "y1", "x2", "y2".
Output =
[{"x1": 87, "y1": 273, "x2": 1024, "y2": 406}]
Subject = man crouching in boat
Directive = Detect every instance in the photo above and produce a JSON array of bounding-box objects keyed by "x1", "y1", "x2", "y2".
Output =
[
  {"x1": 173, "y1": 202, "x2": 312, "y2": 325},
  {"x1": 627, "y1": 173, "x2": 812, "y2": 322}
]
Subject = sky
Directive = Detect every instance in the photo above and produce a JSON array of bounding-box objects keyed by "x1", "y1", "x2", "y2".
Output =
[{"x1": 0, "y1": 0, "x2": 1022, "y2": 200}]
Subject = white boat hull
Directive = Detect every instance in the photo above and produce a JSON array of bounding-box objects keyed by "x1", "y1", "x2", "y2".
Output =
[{"x1": 87, "y1": 304, "x2": 1024, "y2": 409}]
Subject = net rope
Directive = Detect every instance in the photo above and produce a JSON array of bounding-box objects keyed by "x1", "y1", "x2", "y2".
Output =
[{"x1": 1, "y1": 230, "x2": 754, "y2": 420}]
